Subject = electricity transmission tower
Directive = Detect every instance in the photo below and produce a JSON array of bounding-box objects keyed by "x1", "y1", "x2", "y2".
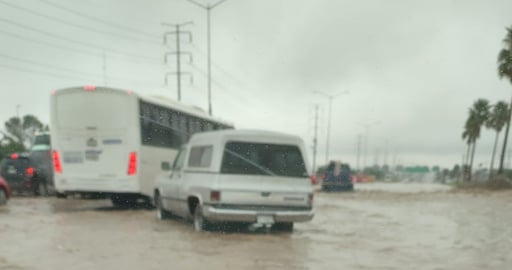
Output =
[{"x1": 162, "y1": 22, "x2": 194, "y2": 101}]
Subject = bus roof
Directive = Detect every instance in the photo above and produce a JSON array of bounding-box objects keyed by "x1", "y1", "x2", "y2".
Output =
[{"x1": 53, "y1": 86, "x2": 234, "y2": 127}]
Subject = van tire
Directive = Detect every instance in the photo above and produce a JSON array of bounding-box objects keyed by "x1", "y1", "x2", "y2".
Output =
[
  {"x1": 155, "y1": 193, "x2": 172, "y2": 220},
  {"x1": 56, "y1": 192, "x2": 67, "y2": 199},
  {"x1": 193, "y1": 204, "x2": 212, "y2": 232}
]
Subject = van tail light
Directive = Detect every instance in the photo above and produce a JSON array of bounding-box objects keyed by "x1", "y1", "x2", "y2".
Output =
[
  {"x1": 210, "y1": 191, "x2": 221, "y2": 202},
  {"x1": 10, "y1": 153, "x2": 18, "y2": 160},
  {"x1": 308, "y1": 193, "x2": 314, "y2": 207},
  {"x1": 52, "y1": 150, "x2": 63, "y2": 174},
  {"x1": 127, "y1": 152, "x2": 137, "y2": 176},
  {"x1": 25, "y1": 167, "x2": 35, "y2": 177}
]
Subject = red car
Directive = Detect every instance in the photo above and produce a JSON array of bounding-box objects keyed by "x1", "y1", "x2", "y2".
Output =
[{"x1": 0, "y1": 175, "x2": 11, "y2": 205}]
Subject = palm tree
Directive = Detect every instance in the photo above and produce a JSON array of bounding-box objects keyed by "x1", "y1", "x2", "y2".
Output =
[
  {"x1": 497, "y1": 26, "x2": 512, "y2": 174},
  {"x1": 486, "y1": 101, "x2": 509, "y2": 179},
  {"x1": 463, "y1": 99, "x2": 490, "y2": 181},
  {"x1": 462, "y1": 129, "x2": 472, "y2": 181}
]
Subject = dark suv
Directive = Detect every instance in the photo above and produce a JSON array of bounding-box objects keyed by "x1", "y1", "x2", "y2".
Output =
[
  {"x1": 0, "y1": 153, "x2": 49, "y2": 195},
  {"x1": 321, "y1": 161, "x2": 354, "y2": 192}
]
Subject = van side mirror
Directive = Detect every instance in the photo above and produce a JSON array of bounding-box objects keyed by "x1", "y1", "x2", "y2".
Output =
[{"x1": 161, "y1": 161, "x2": 171, "y2": 171}]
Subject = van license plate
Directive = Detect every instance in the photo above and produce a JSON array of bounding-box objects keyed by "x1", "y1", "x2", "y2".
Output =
[
  {"x1": 257, "y1": 215, "x2": 274, "y2": 224},
  {"x1": 7, "y1": 166, "x2": 16, "y2": 174}
]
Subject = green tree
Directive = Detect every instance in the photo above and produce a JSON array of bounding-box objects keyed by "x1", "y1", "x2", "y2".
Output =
[
  {"x1": 450, "y1": 164, "x2": 461, "y2": 179},
  {"x1": 0, "y1": 134, "x2": 25, "y2": 159},
  {"x1": 4, "y1": 115, "x2": 43, "y2": 148},
  {"x1": 486, "y1": 101, "x2": 509, "y2": 179},
  {"x1": 497, "y1": 26, "x2": 512, "y2": 174}
]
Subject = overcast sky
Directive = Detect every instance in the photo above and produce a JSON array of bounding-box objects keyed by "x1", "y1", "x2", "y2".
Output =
[{"x1": 1, "y1": 0, "x2": 512, "y2": 169}]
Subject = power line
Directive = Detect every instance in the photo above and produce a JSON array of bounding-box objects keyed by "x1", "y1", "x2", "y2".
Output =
[
  {"x1": 39, "y1": 0, "x2": 159, "y2": 40},
  {"x1": 0, "y1": 63, "x2": 89, "y2": 81},
  {"x1": 190, "y1": 63, "x2": 257, "y2": 106},
  {"x1": 0, "y1": 19, "x2": 160, "y2": 62},
  {"x1": 0, "y1": 29, "x2": 158, "y2": 65},
  {"x1": 0, "y1": 55, "x2": 163, "y2": 87},
  {"x1": 0, "y1": 53, "x2": 101, "y2": 77},
  {"x1": 0, "y1": 29, "x2": 97, "y2": 55},
  {"x1": 190, "y1": 43, "x2": 246, "y2": 87},
  {"x1": 0, "y1": 0, "x2": 157, "y2": 44}
]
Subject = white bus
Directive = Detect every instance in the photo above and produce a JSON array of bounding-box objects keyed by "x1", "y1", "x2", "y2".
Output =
[{"x1": 50, "y1": 86, "x2": 233, "y2": 206}]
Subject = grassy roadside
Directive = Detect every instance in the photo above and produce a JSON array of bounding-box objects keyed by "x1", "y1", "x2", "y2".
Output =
[{"x1": 452, "y1": 175, "x2": 512, "y2": 191}]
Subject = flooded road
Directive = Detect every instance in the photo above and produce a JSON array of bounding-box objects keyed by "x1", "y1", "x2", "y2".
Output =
[{"x1": 1, "y1": 183, "x2": 511, "y2": 270}]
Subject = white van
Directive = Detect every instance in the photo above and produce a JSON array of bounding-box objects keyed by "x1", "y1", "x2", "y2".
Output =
[{"x1": 154, "y1": 130, "x2": 314, "y2": 232}]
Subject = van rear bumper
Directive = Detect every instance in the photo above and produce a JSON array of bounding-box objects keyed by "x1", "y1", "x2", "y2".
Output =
[{"x1": 203, "y1": 205, "x2": 314, "y2": 223}]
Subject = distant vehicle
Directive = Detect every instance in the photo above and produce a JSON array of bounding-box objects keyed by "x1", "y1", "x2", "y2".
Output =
[
  {"x1": 32, "y1": 132, "x2": 51, "y2": 148},
  {"x1": 30, "y1": 132, "x2": 55, "y2": 195},
  {"x1": 0, "y1": 153, "x2": 48, "y2": 196},
  {"x1": 0, "y1": 175, "x2": 11, "y2": 205},
  {"x1": 155, "y1": 130, "x2": 315, "y2": 232},
  {"x1": 29, "y1": 147, "x2": 55, "y2": 195},
  {"x1": 322, "y1": 161, "x2": 354, "y2": 192},
  {"x1": 50, "y1": 86, "x2": 233, "y2": 207},
  {"x1": 310, "y1": 174, "x2": 318, "y2": 185}
]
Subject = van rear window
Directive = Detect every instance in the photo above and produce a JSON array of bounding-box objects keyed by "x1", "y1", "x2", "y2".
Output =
[{"x1": 221, "y1": 142, "x2": 307, "y2": 178}]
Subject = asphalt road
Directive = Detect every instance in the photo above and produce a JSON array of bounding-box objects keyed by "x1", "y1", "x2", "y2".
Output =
[{"x1": 1, "y1": 183, "x2": 511, "y2": 270}]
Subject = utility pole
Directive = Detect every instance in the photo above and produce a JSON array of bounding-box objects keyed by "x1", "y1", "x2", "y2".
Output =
[
  {"x1": 187, "y1": 0, "x2": 229, "y2": 116},
  {"x1": 312, "y1": 104, "x2": 319, "y2": 174},
  {"x1": 383, "y1": 139, "x2": 389, "y2": 166},
  {"x1": 313, "y1": 90, "x2": 349, "y2": 164},
  {"x1": 374, "y1": 148, "x2": 380, "y2": 167},
  {"x1": 356, "y1": 134, "x2": 362, "y2": 172},
  {"x1": 359, "y1": 120, "x2": 381, "y2": 171},
  {"x1": 102, "y1": 50, "x2": 107, "y2": 86},
  {"x1": 163, "y1": 22, "x2": 194, "y2": 101}
]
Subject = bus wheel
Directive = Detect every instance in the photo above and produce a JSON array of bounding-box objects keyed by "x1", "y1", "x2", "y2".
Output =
[
  {"x1": 111, "y1": 196, "x2": 128, "y2": 208},
  {"x1": 272, "y1": 222, "x2": 294, "y2": 233}
]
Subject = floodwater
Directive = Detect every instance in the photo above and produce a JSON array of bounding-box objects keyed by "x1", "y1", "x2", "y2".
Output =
[{"x1": 1, "y1": 183, "x2": 511, "y2": 270}]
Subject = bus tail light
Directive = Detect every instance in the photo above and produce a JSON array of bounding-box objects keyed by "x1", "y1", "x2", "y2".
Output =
[
  {"x1": 52, "y1": 150, "x2": 63, "y2": 174},
  {"x1": 83, "y1": 85, "x2": 96, "y2": 91},
  {"x1": 127, "y1": 152, "x2": 137, "y2": 176}
]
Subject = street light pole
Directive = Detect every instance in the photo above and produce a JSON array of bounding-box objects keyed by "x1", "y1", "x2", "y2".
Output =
[
  {"x1": 326, "y1": 96, "x2": 333, "y2": 164},
  {"x1": 314, "y1": 90, "x2": 349, "y2": 164},
  {"x1": 187, "y1": 0, "x2": 228, "y2": 116},
  {"x1": 359, "y1": 120, "x2": 381, "y2": 171}
]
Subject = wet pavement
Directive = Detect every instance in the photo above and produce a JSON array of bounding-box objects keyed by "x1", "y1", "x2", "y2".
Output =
[{"x1": 1, "y1": 183, "x2": 511, "y2": 270}]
